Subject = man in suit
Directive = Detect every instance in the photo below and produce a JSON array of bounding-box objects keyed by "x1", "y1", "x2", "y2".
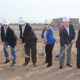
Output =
[
  {"x1": 1, "y1": 19, "x2": 17, "y2": 66},
  {"x1": 18, "y1": 17, "x2": 37, "y2": 66},
  {"x1": 59, "y1": 16, "x2": 75, "y2": 69}
]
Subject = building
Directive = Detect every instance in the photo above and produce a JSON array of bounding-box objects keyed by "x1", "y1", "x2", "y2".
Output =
[{"x1": 51, "y1": 18, "x2": 80, "y2": 29}]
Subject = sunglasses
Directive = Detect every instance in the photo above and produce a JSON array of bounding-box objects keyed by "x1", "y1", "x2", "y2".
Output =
[{"x1": 3, "y1": 25, "x2": 7, "y2": 26}]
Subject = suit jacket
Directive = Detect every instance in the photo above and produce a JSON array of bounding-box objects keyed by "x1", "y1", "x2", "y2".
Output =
[
  {"x1": 19, "y1": 23, "x2": 37, "y2": 48},
  {"x1": 76, "y1": 29, "x2": 80, "y2": 48},
  {"x1": 60, "y1": 24, "x2": 75, "y2": 46},
  {"x1": 1, "y1": 26, "x2": 17, "y2": 47}
]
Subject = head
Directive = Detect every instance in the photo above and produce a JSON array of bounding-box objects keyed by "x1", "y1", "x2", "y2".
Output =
[
  {"x1": 2, "y1": 19, "x2": 9, "y2": 30},
  {"x1": 61, "y1": 22, "x2": 63, "y2": 25},
  {"x1": 44, "y1": 19, "x2": 51, "y2": 31},
  {"x1": 63, "y1": 21, "x2": 69, "y2": 28},
  {"x1": 3, "y1": 25, "x2": 9, "y2": 30},
  {"x1": 19, "y1": 17, "x2": 26, "y2": 27},
  {"x1": 62, "y1": 16, "x2": 70, "y2": 28},
  {"x1": 21, "y1": 22, "x2": 26, "y2": 27}
]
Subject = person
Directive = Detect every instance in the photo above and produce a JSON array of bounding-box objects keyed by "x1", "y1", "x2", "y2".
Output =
[
  {"x1": 18, "y1": 17, "x2": 37, "y2": 66},
  {"x1": 59, "y1": 16, "x2": 75, "y2": 69},
  {"x1": 1, "y1": 19, "x2": 17, "y2": 66},
  {"x1": 41, "y1": 19, "x2": 56, "y2": 67},
  {"x1": 76, "y1": 29, "x2": 80, "y2": 68}
]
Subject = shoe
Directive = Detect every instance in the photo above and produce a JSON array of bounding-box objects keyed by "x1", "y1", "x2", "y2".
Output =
[
  {"x1": 47, "y1": 65, "x2": 52, "y2": 67},
  {"x1": 23, "y1": 63, "x2": 28, "y2": 66},
  {"x1": 33, "y1": 63, "x2": 37, "y2": 66},
  {"x1": 60, "y1": 66, "x2": 63, "y2": 69},
  {"x1": 11, "y1": 62, "x2": 16, "y2": 66},
  {"x1": 4, "y1": 60, "x2": 10, "y2": 63},
  {"x1": 66, "y1": 64, "x2": 73, "y2": 67},
  {"x1": 44, "y1": 61, "x2": 48, "y2": 63}
]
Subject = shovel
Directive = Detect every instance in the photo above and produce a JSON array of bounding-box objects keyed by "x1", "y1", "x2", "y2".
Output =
[
  {"x1": 4, "y1": 45, "x2": 14, "y2": 61},
  {"x1": 55, "y1": 42, "x2": 73, "y2": 58},
  {"x1": 39, "y1": 46, "x2": 46, "y2": 57},
  {"x1": 17, "y1": 39, "x2": 30, "y2": 58},
  {"x1": 7, "y1": 56, "x2": 14, "y2": 61},
  {"x1": 22, "y1": 48, "x2": 29, "y2": 58}
]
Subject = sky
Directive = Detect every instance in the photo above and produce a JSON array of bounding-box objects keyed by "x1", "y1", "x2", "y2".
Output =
[{"x1": 0, "y1": 0, "x2": 80, "y2": 23}]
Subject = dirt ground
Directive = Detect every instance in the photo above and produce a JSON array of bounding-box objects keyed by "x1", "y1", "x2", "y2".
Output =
[{"x1": 0, "y1": 30, "x2": 80, "y2": 80}]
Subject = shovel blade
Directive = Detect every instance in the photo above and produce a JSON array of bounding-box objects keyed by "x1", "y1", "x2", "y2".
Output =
[
  {"x1": 7, "y1": 56, "x2": 14, "y2": 61},
  {"x1": 22, "y1": 54, "x2": 30, "y2": 58},
  {"x1": 39, "y1": 49, "x2": 46, "y2": 57},
  {"x1": 55, "y1": 54, "x2": 63, "y2": 58},
  {"x1": 39, "y1": 54, "x2": 46, "y2": 57}
]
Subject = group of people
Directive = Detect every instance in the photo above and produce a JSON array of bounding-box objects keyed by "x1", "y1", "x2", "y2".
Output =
[
  {"x1": 1, "y1": 17, "x2": 37, "y2": 66},
  {"x1": 1, "y1": 16, "x2": 80, "y2": 69}
]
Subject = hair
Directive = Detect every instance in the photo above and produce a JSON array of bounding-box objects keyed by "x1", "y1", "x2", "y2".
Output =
[{"x1": 44, "y1": 24, "x2": 51, "y2": 31}]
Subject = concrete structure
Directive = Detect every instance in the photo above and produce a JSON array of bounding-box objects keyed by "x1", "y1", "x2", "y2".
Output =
[{"x1": 51, "y1": 18, "x2": 80, "y2": 29}]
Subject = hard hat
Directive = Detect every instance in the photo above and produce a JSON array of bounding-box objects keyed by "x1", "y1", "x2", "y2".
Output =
[
  {"x1": 19, "y1": 17, "x2": 26, "y2": 25},
  {"x1": 62, "y1": 16, "x2": 70, "y2": 22},
  {"x1": 3, "y1": 19, "x2": 9, "y2": 25},
  {"x1": 44, "y1": 19, "x2": 50, "y2": 24}
]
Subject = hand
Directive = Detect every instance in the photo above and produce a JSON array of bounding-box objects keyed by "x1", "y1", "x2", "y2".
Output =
[
  {"x1": 71, "y1": 40, "x2": 74, "y2": 43},
  {"x1": 19, "y1": 38, "x2": 22, "y2": 42},
  {"x1": 44, "y1": 43, "x2": 47, "y2": 47},
  {"x1": 1, "y1": 42, "x2": 5, "y2": 45},
  {"x1": 6, "y1": 47, "x2": 9, "y2": 51},
  {"x1": 65, "y1": 46, "x2": 68, "y2": 50},
  {"x1": 22, "y1": 43, "x2": 25, "y2": 47}
]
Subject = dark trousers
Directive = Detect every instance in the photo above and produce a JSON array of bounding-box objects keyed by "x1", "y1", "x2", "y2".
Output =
[
  {"x1": 24, "y1": 42, "x2": 37, "y2": 64},
  {"x1": 77, "y1": 48, "x2": 80, "y2": 68},
  {"x1": 45, "y1": 43, "x2": 54, "y2": 65}
]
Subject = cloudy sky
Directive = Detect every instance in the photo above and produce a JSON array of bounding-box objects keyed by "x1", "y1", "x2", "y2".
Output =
[{"x1": 0, "y1": 0, "x2": 80, "y2": 23}]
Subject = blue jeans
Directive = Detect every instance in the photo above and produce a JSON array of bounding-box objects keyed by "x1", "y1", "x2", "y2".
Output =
[{"x1": 3, "y1": 41, "x2": 16, "y2": 63}]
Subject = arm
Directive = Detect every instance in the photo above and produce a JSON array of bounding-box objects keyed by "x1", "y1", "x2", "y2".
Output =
[
  {"x1": 41, "y1": 30, "x2": 45, "y2": 39},
  {"x1": 1, "y1": 26, "x2": 4, "y2": 42},
  {"x1": 41, "y1": 30, "x2": 46, "y2": 43}
]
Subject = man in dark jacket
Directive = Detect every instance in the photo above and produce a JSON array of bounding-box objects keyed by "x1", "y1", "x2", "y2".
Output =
[
  {"x1": 1, "y1": 19, "x2": 17, "y2": 66},
  {"x1": 19, "y1": 17, "x2": 37, "y2": 66},
  {"x1": 59, "y1": 16, "x2": 75, "y2": 69}
]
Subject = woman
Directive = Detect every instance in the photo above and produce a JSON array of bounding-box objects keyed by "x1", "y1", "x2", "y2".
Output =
[
  {"x1": 76, "y1": 29, "x2": 80, "y2": 68},
  {"x1": 41, "y1": 19, "x2": 56, "y2": 67}
]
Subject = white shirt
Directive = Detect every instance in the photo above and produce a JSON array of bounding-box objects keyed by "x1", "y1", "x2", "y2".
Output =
[
  {"x1": 64, "y1": 25, "x2": 69, "y2": 46},
  {"x1": 44, "y1": 31, "x2": 47, "y2": 41},
  {"x1": 65, "y1": 26, "x2": 69, "y2": 36},
  {"x1": 4, "y1": 28, "x2": 7, "y2": 36},
  {"x1": 22, "y1": 26, "x2": 25, "y2": 37}
]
